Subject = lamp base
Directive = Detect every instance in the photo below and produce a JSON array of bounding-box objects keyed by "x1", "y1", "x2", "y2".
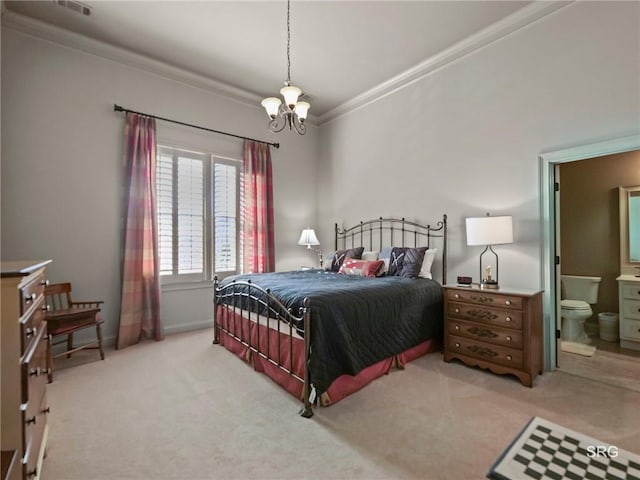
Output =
[{"x1": 481, "y1": 280, "x2": 500, "y2": 290}]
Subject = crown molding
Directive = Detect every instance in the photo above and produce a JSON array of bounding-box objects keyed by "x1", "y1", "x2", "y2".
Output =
[
  {"x1": 319, "y1": 1, "x2": 573, "y2": 125},
  {"x1": 1, "y1": 10, "x2": 318, "y2": 125},
  {"x1": 2, "y1": 11, "x2": 264, "y2": 106}
]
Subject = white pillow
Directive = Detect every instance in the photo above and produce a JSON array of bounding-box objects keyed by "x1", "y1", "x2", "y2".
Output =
[
  {"x1": 361, "y1": 250, "x2": 380, "y2": 261},
  {"x1": 418, "y1": 248, "x2": 437, "y2": 279}
]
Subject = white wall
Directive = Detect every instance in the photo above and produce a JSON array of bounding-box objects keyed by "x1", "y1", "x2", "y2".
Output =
[
  {"x1": 318, "y1": 1, "x2": 640, "y2": 290},
  {"x1": 1, "y1": 26, "x2": 319, "y2": 344}
]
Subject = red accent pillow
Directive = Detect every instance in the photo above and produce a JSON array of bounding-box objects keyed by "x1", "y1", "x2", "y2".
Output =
[{"x1": 338, "y1": 257, "x2": 384, "y2": 277}]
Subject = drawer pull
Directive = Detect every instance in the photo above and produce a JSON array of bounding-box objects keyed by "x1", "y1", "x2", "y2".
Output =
[
  {"x1": 25, "y1": 327, "x2": 36, "y2": 338},
  {"x1": 506, "y1": 336, "x2": 512, "y2": 342},
  {"x1": 29, "y1": 367, "x2": 40, "y2": 377},
  {"x1": 505, "y1": 316, "x2": 512, "y2": 322},
  {"x1": 27, "y1": 468, "x2": 37, "y2": 478},
  {"x1": 41, "y1": 279, "x2": 50, "y2": 287},
  {"x1": 455, "y1": 342, "x2": 461, "y2": 348},
  {"x1": 41, "y1": 368, "x2": 52, "y2": 377},
  {"x1": 454, "y1": 308, "x2": 460, "y2": 313},
  {"x1": 506, "y1": 355, "x2": 512, "y2": 361},
  {"x1": 26, "y1": 415, "x2": 37, "y2": 425},
  {"x1": 454, "y1": 293, "x2": 460, "y2": 299},
  {"x1": 25, "y1": 293, "x2": 36, "y2": 304},
  {"x1": 455, "y1": 325, "x2": 460, "y2": 331},
  {"x1": 42, "y1": 304, "x2": 50, "y2": 312},
  {"x1": 42, "y1": 406, "x2": 51, "y2": 415},
  {"x1": 505, "y1": 300, "x2": 511, "y2": 306}
]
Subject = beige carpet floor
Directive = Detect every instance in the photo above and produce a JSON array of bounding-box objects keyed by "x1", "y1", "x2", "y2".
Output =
[{"x1": 42, "y1": 328, "x2": 640, "y2": 480}]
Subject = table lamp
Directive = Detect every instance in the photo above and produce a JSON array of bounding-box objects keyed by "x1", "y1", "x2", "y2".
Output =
[
  {"x1": 465, "y1": 214, "x2": 513, "y2": 289},
  {"x1": 298, "y1": 227, "x2": 323, "y2": 267}
]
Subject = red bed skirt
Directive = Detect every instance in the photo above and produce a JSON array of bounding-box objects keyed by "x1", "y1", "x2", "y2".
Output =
[{"x1": 216, "y1": 305, "x2": 441, "y2": 407}]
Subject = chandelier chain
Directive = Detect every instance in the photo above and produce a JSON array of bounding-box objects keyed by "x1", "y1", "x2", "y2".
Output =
[{"x1": 286, "y1": 0, "x2": 291, "y2": 83}]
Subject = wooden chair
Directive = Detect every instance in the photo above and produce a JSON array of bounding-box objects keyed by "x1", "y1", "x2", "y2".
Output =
[{"x1": 44, "y1": 282, "x2": 105, "y2": 382}]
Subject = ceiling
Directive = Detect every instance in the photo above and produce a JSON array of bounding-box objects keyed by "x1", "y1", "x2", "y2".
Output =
[{"x1": 4, "y1": 1, "x2": 533, "y2": 119}]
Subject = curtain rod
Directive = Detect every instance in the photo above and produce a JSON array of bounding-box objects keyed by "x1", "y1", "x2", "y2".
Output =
[{"x1": 113, "y1": 104, "x2": 279, "y2": 149}]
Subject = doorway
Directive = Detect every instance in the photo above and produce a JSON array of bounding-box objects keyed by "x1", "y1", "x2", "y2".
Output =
[{"x1": 539, "y1": 135, "x2": 640, "y2": 390}]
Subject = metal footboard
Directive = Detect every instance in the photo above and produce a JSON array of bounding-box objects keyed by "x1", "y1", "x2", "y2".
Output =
[{"x1": 213, "y1": 277, "x2": 313, "y2": 418}]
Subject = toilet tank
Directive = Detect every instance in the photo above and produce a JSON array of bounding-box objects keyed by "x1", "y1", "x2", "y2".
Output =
[{"x1": 561, "y1": 275, "x2": 601, "y2": 304}]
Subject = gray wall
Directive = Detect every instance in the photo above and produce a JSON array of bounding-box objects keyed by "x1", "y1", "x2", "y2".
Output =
[
  {"x1": 1, "y1": 26, "x2": 319, "y2": 344},
  {"x1": 318, "y1": 1, "x2": 640, "y2": 291}
]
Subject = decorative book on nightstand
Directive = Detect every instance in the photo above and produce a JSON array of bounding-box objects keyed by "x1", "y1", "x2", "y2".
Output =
[{"x1": 443, "y1": 285, "x2": 543, "y2": 387}]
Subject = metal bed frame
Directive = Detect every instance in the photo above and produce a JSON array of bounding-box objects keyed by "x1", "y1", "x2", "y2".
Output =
[{"x1": 213, "y1": 215, "x2": 447, "y2": 418}]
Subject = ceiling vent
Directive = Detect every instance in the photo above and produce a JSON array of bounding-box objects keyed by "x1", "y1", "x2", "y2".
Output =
[
  {"x1": 299, "y1": 92, "x2": 313, "y2": 102},
  {"x1": 56, "y1": 0, "x2": 92, "y2": 17}
]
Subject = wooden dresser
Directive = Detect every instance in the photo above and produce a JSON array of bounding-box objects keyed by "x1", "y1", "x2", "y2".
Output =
[
  {"x1": 1, "y1": 260, "x2": 52, "y2": 480},
  {"x1": 443, "y1": 285, "x2": 543, "y2": 387}
]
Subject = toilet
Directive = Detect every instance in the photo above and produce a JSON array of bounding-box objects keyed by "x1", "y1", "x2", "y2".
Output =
[{"x1": 560, "y1": 275, "x2": 601, "y2": 344}]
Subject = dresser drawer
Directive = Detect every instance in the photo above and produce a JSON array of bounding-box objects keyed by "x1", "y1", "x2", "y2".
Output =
[
  {"x1": 621, "y1": 283, "x2": 640, "y2": 301},
  {"x1": 447, "y1": 319, "x2": 523, "y2": 349},
  {"x1": 620, "y1": 318, "x2": 640, "y2": 341},
  {"x1": 621, "y1": 299, "x2": 640, "y2": 320},
  {"x1": 21, "y1": 391, "x2": 48, "y2": 480},
  {"x1": 447, "y1": 301, "x2": 523, "y2": 329},
  {"x1": 20, "y1": 298, "x2": 46, "y2": 356},
  {"x1": 20, "y1": 272, "x2": 46, "y2": 317},
  {"x1": 446, "y1": 289, "x2": 523, "y2": 310},
  {"x1": 21, "y1": 328, "x2": 48, "y2": 404},
  {"x1": 448, "y1": 334, "x2": 523, "y2": 369}
]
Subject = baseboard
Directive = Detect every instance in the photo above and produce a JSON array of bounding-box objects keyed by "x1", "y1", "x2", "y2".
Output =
[{"x1": 51, "y1": 321, "x2": 212, "y2": 354}]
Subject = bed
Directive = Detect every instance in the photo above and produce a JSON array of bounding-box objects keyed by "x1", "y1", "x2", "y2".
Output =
[{"x1": 213, "y1": 215, "x2": 447, "y2": 417}]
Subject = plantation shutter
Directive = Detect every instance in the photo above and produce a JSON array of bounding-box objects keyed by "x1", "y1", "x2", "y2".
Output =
[{"x1": 214, "y1": 162, "x2": 237, "y2": 272}]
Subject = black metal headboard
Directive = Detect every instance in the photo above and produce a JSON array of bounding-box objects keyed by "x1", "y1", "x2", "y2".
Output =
[{"x1": 334, "y1": 215, "x2": 447, "y2": 284}]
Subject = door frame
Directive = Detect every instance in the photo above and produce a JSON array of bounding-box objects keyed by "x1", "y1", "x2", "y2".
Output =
[{"x1": 539, "y1": 134, "x2": 640, "y2": 371}]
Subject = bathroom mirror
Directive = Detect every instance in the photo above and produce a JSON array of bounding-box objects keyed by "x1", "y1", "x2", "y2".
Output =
[{"x1": 619, "y1": 185, "x2": 640, "y2": 272}]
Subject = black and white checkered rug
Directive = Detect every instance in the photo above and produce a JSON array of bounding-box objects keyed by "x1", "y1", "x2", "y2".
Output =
[{"x1": 487, "y1": 417, "x2": 640, "y2": 480}]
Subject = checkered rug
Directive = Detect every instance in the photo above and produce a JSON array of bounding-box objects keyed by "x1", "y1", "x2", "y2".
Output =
[{"x1": 487, "y1": 417, "x2": 640, "y2": 480}]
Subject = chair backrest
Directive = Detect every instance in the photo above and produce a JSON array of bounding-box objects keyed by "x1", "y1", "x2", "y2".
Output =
[{"x1": 44, "y1": 283, "x2": 74, "y2": 311}]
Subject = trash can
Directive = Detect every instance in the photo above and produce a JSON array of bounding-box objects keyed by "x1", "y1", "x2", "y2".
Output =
[{"x1": 598, "y1": 312, "x2": 619, "y2": 342}]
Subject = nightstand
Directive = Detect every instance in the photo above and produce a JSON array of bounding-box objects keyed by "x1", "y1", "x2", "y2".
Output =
[{"x1": 443, "y1": 285, "x2": 543, "y2": 387}]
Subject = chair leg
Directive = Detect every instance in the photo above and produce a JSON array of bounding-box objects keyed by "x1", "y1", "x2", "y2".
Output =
[
  {"x1": 97, "y1": 323, "x2": 105, "y2": 360},
  {"x1": 47, "y1": 334, "x2": 54, "y2": 383},
  {"x1": 67, "y1": 333, "x2": 73, "y2": 358}
]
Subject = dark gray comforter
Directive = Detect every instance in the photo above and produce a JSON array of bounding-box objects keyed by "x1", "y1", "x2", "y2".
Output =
[{"x1": 218, "y1": 269, "x2": 443, "y2": 395}]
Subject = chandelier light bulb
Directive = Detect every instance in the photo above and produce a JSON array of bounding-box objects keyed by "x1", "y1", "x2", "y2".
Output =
[
  {"x1": 294, "y1": 101, "x2": 310, "y2": 121},
  {"x1": 261, "y1": 97, "x2": 282, "y2": 118},
  {"x1": 280, "y1": 85, "x2": 302, "y2": 109}
]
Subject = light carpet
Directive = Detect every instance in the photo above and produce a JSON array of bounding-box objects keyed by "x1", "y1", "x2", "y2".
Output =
[{"x1": 42, "y1": 328, "x2": 640, "y2": 480}]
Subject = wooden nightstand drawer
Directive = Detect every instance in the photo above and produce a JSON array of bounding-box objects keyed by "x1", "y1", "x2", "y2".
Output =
[
  {"x1": 21, "y1": 328, "x2": 48, "y2": 404},
  {"x1": 447, "y1": 301, "x2": 523, "y2": 329},
  {"x1": 448, "y1": 334, "x2": 523, "y2": 369},
  {"x1": 446, "y1": 289, "x2": 522, "y2": 310},
  {"x1": 447, "y1": 319, "x2": 523, "y2": 349}
]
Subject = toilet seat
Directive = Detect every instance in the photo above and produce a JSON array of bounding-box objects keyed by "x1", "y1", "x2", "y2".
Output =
[{"x1": 561, "y1": 299, "x2": 590, "y2": 310}]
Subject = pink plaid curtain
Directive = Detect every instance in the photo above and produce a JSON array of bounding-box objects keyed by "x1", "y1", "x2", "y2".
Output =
[
  {"x1": 117, "y1": 113, "x2": 163, "y2": 349},
  {"x1": 242, "y1": 140, "x2": 275, "y2": 273}
]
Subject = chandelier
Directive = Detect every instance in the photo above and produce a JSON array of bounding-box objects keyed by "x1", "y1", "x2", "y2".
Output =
[{"x1": 261, "y1": 0, "x2": 310, "y2": 135}]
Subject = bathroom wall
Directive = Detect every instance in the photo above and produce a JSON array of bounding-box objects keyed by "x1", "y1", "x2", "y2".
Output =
[{"x1": 559, "y1": 149, "x2": 640, "y2": 325}]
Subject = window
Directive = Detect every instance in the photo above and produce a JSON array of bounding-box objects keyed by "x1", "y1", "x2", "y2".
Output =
[{"x1": 156, "y1": 145, "x2": 240, "y2": 283}]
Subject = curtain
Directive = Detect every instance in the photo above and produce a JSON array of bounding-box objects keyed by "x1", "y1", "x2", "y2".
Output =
[
  {"x1": 117, "y1": 113, "x2": 163, "y2": 349},
  {"x1": 242, "y1": 140, "x2": 275, "y2": 273}
]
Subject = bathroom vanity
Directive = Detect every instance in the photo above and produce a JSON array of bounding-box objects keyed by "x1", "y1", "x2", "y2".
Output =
[
  {"x1": 617, "y1": 275, "x2": 640, "y2": 350},
  {"x1": 617, "y1": 185, "x2": 640, "y2": 350}
]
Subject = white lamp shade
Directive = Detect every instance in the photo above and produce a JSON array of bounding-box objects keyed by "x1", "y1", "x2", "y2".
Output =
[
  {"x1": 466, "y1": 215, "x2": 513, "y2": 246},
  {"x1": 261, "y1": 97, "x2": 282, "y2": 118},
  {"x1": 298, "y1": 228, "x2": 320, "y2": 246},
  {"x1": 280, "y1": 85, "x2": 302, "y2": 108},
  {"x1": 294, "y1": 101, "x2": 310, "y2": 120}
]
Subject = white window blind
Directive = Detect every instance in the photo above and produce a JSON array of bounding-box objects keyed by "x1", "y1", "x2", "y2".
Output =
[
  {"x1": 214, "y1": 163, "x2": 237, "y2": 272},
  {"x1": 156, "y1": 146, "x2": 240, "y2": 282}
]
